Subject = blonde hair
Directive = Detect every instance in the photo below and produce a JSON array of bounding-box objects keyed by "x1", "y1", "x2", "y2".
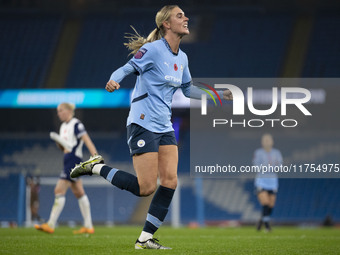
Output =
[
  {"x1": 58, "y1": 102, "x2": 76, "y2": 115},
  {"x1": 124, "y1": 5, "x2": 178, "y2": 55}
]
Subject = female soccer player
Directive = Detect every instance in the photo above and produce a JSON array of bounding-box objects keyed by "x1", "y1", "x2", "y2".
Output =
[
  {"x1": 254, "y1": 133, "x2": 283, "y2": 232},
  {"x1": 71, "y1": 5, "x2": 232, "y2": 249},
  {"x1": 35, "y1": 102, "x2": 98, "y2": 234}
]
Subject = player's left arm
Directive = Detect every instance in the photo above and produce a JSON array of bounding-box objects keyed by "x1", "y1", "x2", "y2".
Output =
[
  {"x1": 181, "y1": 82, "x2": 233, "y2": 101},
  {"x1": 81, "y1": 133, "x2": 98, "y2": 156},
  {"x1": 180, "y1": 55, "x2": 232, "y2": 100},
  {"x1": 277, "y1": 150, "x2": 283, "y2": 165}
]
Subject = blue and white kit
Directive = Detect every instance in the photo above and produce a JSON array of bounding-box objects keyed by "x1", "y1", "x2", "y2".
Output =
[{"x1": 58, "y1": 118, "x2": 87, "y2": 181}]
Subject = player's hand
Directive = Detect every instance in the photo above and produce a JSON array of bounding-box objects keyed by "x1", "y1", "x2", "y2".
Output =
[
  {"x1": 223, "y1": 90, "x2": 233, "y2": 100},
  {"x1": 50, "y1": 132, "x2": 58, "y2": 140},
  {"x1": 106, "y1": 80, "x2": 120, "y2": 92}
]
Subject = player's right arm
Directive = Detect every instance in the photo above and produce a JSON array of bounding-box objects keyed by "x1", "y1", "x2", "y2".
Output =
[
  {"x1": 50, "y1": 132, "x2": 72, "y2": 152},
  {"x1": 105, "y1": 62, "x2": 135, "y2": 92},
  {"x1": 106, "y1": 44, "x2": 153, "y2": 92}
]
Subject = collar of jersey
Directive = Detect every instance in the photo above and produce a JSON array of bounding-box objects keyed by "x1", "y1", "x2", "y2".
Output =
[{"x1": 161, "y1": 37, "x2": 178, "y2": 56}]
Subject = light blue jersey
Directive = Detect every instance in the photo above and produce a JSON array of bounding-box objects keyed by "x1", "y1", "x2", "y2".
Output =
[
  {"x1": 253, "y1": 148, "x2": 283, "y2": 191},
  {"x1": 109, "y1": 38, "x2": 223, "y2": 133},
  {"x1": 126, "y1": 38, "x2": 191, "y2": 133}
]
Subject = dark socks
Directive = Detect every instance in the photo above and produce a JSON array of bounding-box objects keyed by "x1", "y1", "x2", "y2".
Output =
[
  {"x1": 143, "y1": 185, "x2": 175, "y2": 235},
  {"x1": 100, "y1": 166, "x2": 175, "y2": 235},
  {"x1": 100, "y1": 165, "x2": 140, "y2": 197},
  {"x1": 262, "y1": 205, "x2": 272, "y2": 231},
  {"x1": 257, "y1": 205, "x2": 271, "y2": 231},
  {"x1": 268, "y1": 207, "x2": 273, "y2": 216}
]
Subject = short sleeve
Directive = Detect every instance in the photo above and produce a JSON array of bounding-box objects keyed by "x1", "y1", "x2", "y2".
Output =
[
  {"x1": 128, "y1": 43, "x2": 155, "y2": 75},
  {"x1": 75, "y1": 122, "x2": 87, "y2": 138}
]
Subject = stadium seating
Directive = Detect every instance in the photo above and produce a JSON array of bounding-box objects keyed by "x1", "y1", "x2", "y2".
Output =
[
  {"x1": 1, "y1": 10, "x2": 338, "y2": 90},
  {"x1": 303, "y1": 12, "x2": 340, "y2": 77},
  {"x1": 0, "y1": 14, "x2": 62, "y2": 88},
  {"x1": 178, "y1": 178, "x2": 340, "y2": 224},
  {"x1": 65, "y1": 11, "x2": 293, "y2": 89},
  {"x1": 65, "y1": 13, "x2": 155, "y2": 88},
  {"x1": 181, "y1": 12, "x2": 293, "y2": 78}
]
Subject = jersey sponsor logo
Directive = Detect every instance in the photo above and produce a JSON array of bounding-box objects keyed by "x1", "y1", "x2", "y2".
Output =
[
  {"x1": 165, "y1": 75, "x2": 182, "y2": 87},
  {"x1": 180, "y1": 65, "x2": 183, "y2": 71},
  {"x1": 137, "y1": 139, "x2": 145, "y2": 147},
  {"x1": 174, "y1": 63, "x2": 178, "y2": 71},
  {"x1": 134, "y1": 48, "x2": 148, "y2": 59},
  {"x1": 164, "y1": 62, "x2": 170, "y2": 68}
]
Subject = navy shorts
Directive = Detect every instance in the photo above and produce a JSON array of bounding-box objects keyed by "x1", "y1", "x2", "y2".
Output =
[
  {"x1": 127, "y1": 123, "x2": 177, "y2": 156},
  {"x1": 60, "y1": 153, "x2": 82, "y2": 182}
]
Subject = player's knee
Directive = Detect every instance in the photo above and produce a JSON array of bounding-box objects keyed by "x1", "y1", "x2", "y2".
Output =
[
  {"x1": 73, "y1": 190, "x2": 85, "y2": 199},
  {"x1": 139, "y1": 182, "x2": 157, "y2": 197},
  {"x1": 160, "y1": 176, "x2": 177, "y2": 190},
  {"x1": 54, "y1": 187, "x2": 64, "y2": 195}
]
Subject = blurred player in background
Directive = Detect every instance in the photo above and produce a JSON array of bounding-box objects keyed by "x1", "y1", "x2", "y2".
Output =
[
  {"x1": 71, "y1": 5, "x2": 232, "y2": 250},
  {"x1": 35, "y1": 102, "x2": 98, "y2": 234},
  {"x1": 26, "y1": 174, "x2": 41, "y2": 222},
  {"x1": 254, "y1": 133, "x2": 283, "y2": 232}
]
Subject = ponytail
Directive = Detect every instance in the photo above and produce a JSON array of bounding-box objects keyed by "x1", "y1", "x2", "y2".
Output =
[
  {"x1": 124, "y1": 5, "x2": 178, "y2": 56},
  {"x1": 124, "y1": 26, "x2": 162, "y2": 55}
]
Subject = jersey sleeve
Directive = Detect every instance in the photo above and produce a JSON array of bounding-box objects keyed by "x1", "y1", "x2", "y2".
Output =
[
  {"x1": 128, "y1": 43, "x2": 155, "y2": 75},
  {"x1": 74, "y1": 121, "x2": 87, "y2": 138},
  {"x1": 276, "y1": 150, "x2": 283, "y2": 165},
  {"x1": 180, "y1": 53, "x2": 193, "y2": 97},
  {"x1": 182, "y1": 54, "x2": 192, "y2": 84},
  {"x1": 109, "y1": 62, "x2": 135, "y2": 83}
]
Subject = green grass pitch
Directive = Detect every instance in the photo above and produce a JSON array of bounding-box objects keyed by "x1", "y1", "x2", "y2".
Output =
[{"x1": 0, "y1": 226, "x2": 339, "y2": 254}]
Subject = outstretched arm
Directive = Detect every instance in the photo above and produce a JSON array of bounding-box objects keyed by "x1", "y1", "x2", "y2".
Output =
[
  {"x1": 181, "y1": 82, "x2": 233, "y2": 100},
  {"x1": 106, "y1": 62, "x2": 136, "y2": 92}
]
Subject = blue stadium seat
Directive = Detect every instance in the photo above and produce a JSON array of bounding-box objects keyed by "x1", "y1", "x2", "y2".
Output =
[
  {"x1": 65, "y1": 14, "x2": 154, "y2": 88},
  {"x1": 0, "y1": 14, "x2": 62, "y2": 88},
  {"x1": 303, "y1": 12, "x2": 340, "y2": 77}
]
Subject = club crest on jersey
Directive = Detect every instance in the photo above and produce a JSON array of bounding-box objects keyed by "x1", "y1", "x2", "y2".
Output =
[
  {"x1": 134, "y1": 48, "x2": 148, "y2": 59},
  {"x1": 174, "y1": 63, "x2": 178, "y2": 71}
]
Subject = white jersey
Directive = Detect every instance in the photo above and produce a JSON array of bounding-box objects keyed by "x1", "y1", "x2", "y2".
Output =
[{"x1": 59, "y1": 118, "x2": 87, "y2": 158}]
